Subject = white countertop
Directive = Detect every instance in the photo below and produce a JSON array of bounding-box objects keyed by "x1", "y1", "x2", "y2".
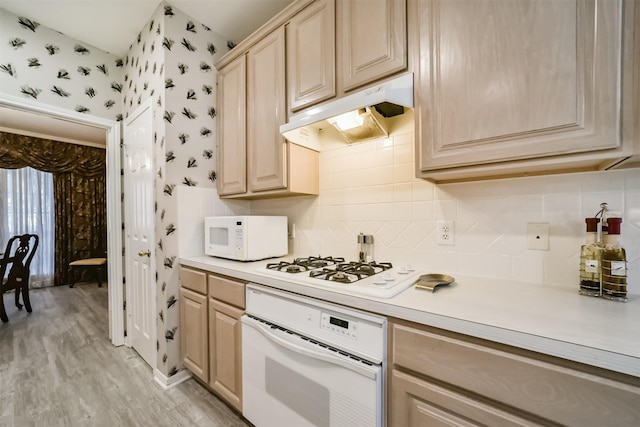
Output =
[{"x1": 180, "y1": 255, "x2": 640, "y2": 378}]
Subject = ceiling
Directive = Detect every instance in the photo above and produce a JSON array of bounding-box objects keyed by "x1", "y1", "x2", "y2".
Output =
[
  {"x1": 0, "y1": 0, "x2": 294, "y2": 147},
  {"x1": 0, "y1": 0, "x2": 295, "y2": 57}
]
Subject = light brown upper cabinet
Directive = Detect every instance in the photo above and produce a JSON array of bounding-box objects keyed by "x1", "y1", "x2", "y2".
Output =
[
  {"x1": 413, "y1": 0, "x2": 640, "y2": 183},
  {"x1": 247, "y1": 28, "x2": 288, "y2": 192},
  {"x1": 216, "y1": 56, "x2": 247, "y2": 196},
  {"x1": 216, "y1": 32, "x2": 288, "y2": 197},
  {"x1": 338, "y1": 0, "x2": 407, "y2": 92},
  {"x1": 287, "y1": 0, "x2": 336, "y2": 112},
  {"x1": 215, "y1": 1, "x2": 320, "y2": 200}
]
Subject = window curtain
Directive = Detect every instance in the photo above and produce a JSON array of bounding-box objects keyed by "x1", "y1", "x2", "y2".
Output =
[
  {"x1": 0, "y1": 167, "x2": 55, "y2": 287},
  {"x1": 54, "y1": 173, "x2": 107, "y2": 284},
  {"x1": 0, "y1": 131, "x2": 106, "y2": 285}
]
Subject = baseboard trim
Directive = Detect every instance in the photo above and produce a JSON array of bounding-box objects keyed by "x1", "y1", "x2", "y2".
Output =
[{"x1": 153, "y1": 368, "x2": 192, "y2": 390}]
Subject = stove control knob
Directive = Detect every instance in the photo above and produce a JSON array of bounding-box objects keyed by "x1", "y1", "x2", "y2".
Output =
[
  {"x1": 384, "y1": 272, "x2": 394, "y2": 281},
  {"x1": 399, "y1": 264, "x2": 415, "y2": 274},
  {"x1": 373, "y1": 276, "x2": 386, "y2": 285}
]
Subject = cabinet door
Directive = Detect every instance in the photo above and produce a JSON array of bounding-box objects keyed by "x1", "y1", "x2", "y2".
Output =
[
  {"x1": 217, "y1": 55, "x2": 247, "y2": 196},
  {"x1": 417, "y1": 0, "x2": 624, "y2": 173},
  {"x1": 247, "y1": 27, "x2": 287, "y2": 192},
  {"x1": 209, "y1": 298, "x2": 243, "y2": 411},
  {"x1": 338, "y1": 0, "x2": 407, "y2": 92},
  {"x1": 179, "y1": 288, "x2": 208, "y2": 382},
  {"x1": 390, "y1": 370, "x2": 542, "y2": 427},
  {"x1": 287, "y1": 0, "x2": 336, "y2": 112}
]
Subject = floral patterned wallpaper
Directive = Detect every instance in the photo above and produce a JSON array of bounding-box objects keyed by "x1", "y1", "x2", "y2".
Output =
[
  {"x1": 1, "y1": 3, "x2": 229, "y2": 380},
  {"x1": 0, "y1": 9, "x2": 122, "y2": 121},
  {"x1": 120, "y1": 3, "x2": 227, "y2": 378}
]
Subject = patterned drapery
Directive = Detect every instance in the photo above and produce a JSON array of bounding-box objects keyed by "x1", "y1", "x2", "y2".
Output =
[{"x1": 0, "y1": 131, "x2": 106, "y2": 285}]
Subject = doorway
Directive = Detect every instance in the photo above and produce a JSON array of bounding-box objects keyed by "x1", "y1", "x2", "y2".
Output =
[{"x1": 0, "y1": 94, "x2": 124, "y2": 346}]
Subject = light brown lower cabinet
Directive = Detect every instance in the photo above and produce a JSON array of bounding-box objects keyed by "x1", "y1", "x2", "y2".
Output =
[
  {"x1": 179, "y1": 267, "x2": 209, "y2": 382},
  {"x1": 208, "y1": 297, "x2": 243, "y2": 411},
  {"x1": 179, "y1": 266, "x2": 246, "y2": 412},
  {"x1": 389, "y1": 319, "x2": 640, "y2": 427},
  {"x1": 179, "y1": 288, "x2": 208, "y2": 382}
]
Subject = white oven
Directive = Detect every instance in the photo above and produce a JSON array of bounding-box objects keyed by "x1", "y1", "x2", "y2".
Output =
[{"x1": 242, "y1": 284, "x2": 386, "y2": 427}]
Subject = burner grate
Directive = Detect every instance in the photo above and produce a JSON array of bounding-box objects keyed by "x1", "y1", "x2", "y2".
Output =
[
  {"x1": 295, "y1": 256, "x2": 345, "y2": 269},
  {"x1": 266, "y1": 256, "x2": 346, "y2": 274},
  {"x1": 309, "y1": 261, "x2": 394, "y2": 283},
  {"x1": 266, "y1": 261, "x2": 309, "y2": 273}
]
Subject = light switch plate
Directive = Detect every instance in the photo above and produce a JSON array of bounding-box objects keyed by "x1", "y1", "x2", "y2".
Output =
[{"x1": 527, "y1": 223, "x2": 549, "y2": 250}]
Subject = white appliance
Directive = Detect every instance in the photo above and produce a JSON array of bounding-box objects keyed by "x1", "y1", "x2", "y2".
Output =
[
  {"x1": 256, "y1": 256, "x2": 423, "y2": 298},
  {"x1": 280, "y1": 73, "x2": 413, "y2": 148},
  {"x1": 204, "y1": 216, "x2": 287, "y2": 261},
  {"x1": 242, "y1": 284, "x2": 386, "y2": 427}
]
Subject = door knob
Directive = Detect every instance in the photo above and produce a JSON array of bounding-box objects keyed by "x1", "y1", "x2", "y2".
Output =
[{"x1": 138, "y1": 250, "x2": 151, "y2": 257}]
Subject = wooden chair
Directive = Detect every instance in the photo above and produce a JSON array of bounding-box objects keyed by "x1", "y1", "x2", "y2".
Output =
[
  {"x1": 68, "y1": 251, "x2": 107, "y2": 288},
  {"x1": 0, "y1": 234, "x2": 39, "y2": 323}
]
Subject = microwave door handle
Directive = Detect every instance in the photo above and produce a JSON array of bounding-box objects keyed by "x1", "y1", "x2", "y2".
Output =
[{"x1": 242, "y1": 316, "x2": 378, "y2": 379}]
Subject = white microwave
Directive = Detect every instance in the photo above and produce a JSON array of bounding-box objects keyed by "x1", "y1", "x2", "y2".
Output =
[{"x1": 204, "y1": 216, "x2": 288, "y2": 261}]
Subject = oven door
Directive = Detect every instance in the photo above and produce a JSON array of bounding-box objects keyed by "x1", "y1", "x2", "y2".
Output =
[{"x1": 242, "y1": 315, "x2": 383, "y2": 427}]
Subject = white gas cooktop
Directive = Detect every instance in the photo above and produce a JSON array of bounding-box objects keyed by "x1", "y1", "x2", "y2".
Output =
[{"x1": 255, "y1": 256, "x2": 423, "y2": 298}]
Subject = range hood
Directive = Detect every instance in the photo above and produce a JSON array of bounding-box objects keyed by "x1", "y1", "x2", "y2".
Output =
[{"x1": 280, "y1": 73, "x2": 413, "y2": 149}]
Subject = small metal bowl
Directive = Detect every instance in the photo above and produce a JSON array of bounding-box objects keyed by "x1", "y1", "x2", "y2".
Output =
[{"x1": 415, "y1": 274, "x2": 455, "y2": 292}]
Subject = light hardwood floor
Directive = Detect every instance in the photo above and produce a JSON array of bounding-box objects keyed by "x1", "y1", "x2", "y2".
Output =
[{"x1": 0, "y1": 283, "x2": 250, "y2": 427}]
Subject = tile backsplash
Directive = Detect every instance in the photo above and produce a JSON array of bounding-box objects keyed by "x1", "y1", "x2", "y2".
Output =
[{"x1": 249, "y1": 130, "x2": 640, "y2": 293}]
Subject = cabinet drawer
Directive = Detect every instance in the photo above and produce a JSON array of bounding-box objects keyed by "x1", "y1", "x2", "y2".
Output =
[
  {"x1": 180, "y1": 266, "x2": 207, "y2": 294},
  {"x1": 390, "y1": 369, "x2": 541, "y2": 427},
  {"x1": 391, "y1": 322, "x2": 640, "y2": 426},
  {"x1": 208, "y1": 274, "x2": 245, "y2": 309}
]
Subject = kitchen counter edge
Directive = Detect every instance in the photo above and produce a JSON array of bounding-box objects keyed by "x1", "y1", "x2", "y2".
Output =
[{"x1": 180, "y1": 256, "x2": 640, "y2": 378}]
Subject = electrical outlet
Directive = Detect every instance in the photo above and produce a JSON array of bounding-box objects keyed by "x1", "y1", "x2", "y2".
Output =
[{"x1": 436, "y1": 220, "x2": 455, "y2": 245}]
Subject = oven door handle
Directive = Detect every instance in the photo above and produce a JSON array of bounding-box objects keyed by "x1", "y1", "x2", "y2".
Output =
[{"x1": 243, "y1": 316, "x2": 379, "y2": 379}]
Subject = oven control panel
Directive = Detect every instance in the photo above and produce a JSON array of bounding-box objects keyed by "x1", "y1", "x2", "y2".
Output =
[{"x1": 320, "y1": 312, "x2": 357, "y2": 339}]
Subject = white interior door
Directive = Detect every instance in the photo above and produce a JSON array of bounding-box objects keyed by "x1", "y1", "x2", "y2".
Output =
[{"x1": 123, "y1": 98, "x2": 155, "y2": 367}]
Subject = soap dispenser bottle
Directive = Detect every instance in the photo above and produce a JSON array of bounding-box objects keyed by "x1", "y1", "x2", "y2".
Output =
[
  {"x1": 579, "y1": 217, "x2": 601, "y2": 297},
  {"x1": 601, "y1": 215, "x2": 628, "y2": 302}
]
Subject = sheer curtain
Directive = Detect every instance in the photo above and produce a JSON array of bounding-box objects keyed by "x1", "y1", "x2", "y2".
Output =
[{"x1": 0, "y1": 167, "x2": 55, "y2": 288}]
